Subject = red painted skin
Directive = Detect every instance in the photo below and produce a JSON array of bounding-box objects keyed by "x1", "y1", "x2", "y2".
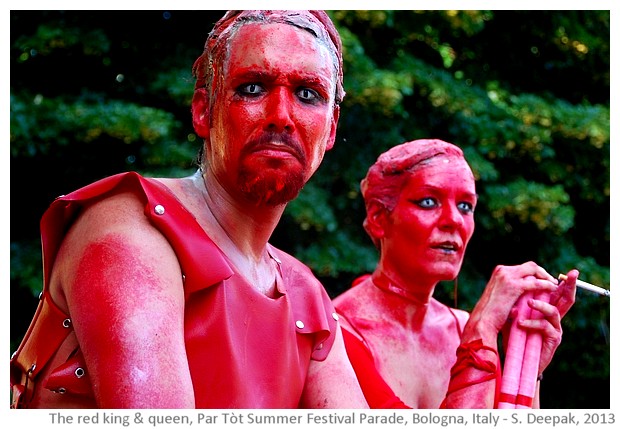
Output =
[
  {"x1": 13, "y1": 10, "x2": 576, "y2": 409},
  {"x1": 32, "y1": 15, "x2": 356, "y2": 409},
  {"x1": 334, "y1": 140, "x2": 578, "y2": 408},
  {"x1": 197, "y1": 22, "x2": 338, "y2": 208},
  {"x1": 379, "y1": 154, "x2": 476, "y2": 292}
]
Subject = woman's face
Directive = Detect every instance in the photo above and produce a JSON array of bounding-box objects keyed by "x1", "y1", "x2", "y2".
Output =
[{"x1": 381, "y1": 155, "x2": 477, "y2": 285}]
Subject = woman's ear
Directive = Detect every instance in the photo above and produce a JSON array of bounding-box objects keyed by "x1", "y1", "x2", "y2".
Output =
[
  {"x1": 192, "y1": 88, "x2": 210, "y2": 138},
  {"x1": 366, "y1": 201, "x2": 389, "y2": 241}
]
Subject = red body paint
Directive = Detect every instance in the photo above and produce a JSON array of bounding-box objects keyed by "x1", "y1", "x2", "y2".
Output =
[
  {"x1": 204, "y1": 23, "x2": 338, "y2": 206},
  {"x1": 68, "y1": 235, "x2": 185, "y2": 407},
  {"x1": 356, "y1": 139, "x2": 478, "y2": 299},
  {"x1": 335, "y1": 140, "x2": 478, "y2": 408},
  {"x1": 375, "y1": 144, "x2": 477, "y2": 291}
]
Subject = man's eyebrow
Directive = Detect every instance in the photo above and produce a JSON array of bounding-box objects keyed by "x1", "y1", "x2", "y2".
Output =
[
  {"x1": 229, "y1": 70, "x2": 275, "y2": 83},
  {"x1": 231, "y1": 68, "x2": 332, "y2": 84},
  {"x1": 228, "y1": 69, "x2": 333, "y2": 97}
]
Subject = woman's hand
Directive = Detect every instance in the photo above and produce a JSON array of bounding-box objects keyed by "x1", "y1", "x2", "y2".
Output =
[
  {"x1": 517, "y1": 268, "x2": 578, "y2": 373},
  {"x1": 468, "y1": 261, "x2": 560, "y2": 339}
]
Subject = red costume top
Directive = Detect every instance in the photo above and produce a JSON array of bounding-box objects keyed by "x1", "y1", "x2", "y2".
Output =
[{"x1": 10, "y1": 172, "x2": 338, "y2": 408}]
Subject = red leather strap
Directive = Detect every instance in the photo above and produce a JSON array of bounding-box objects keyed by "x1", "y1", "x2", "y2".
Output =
[
  {"x1": 10, "y1": 293, "x2": 74, "y2": 408},
  {"x1": 441, "y1": 339, "x2": 499, "y2": 408},
  {"x1": 45, "y1": 349, "x2": 93, "y2": 396},
  {"x1": 341, "y1": 327, "x2": 410, "y2": 408}
]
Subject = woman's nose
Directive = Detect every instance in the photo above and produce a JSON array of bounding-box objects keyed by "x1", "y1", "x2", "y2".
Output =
[{"x1": 440, "y1": 204, "x2": 464, "y2": 229}]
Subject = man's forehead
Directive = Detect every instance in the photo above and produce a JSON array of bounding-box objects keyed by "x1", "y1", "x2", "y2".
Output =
[
  {"x1": 229, "y1": 23, "x2": 329, "y2": 58},
  {"x1": 195, "y1": 10, "x2": 345, "y2": 103},
  {"x1": 223, "y1": 23, "x2": 336, "y2": 83}
]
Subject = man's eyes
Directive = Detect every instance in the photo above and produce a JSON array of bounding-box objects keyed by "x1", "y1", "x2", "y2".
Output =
[
  {"x1": 237, "y1": 83, "x2": 264, "y2": 96},
  {"x1": 297, "y1": 88, "x2": 321, "y2": 103},
  {"x1": 235, "y1": 84, "x2": 323, "y2": 103}
]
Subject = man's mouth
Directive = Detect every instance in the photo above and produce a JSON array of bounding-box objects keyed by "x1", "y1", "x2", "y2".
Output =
[
  {"x1": 245, "y1": 133, "x2": 305, "y2": 162},
  {"x1": 255, "y1": 142, "x2": 299, "y2": 158}
]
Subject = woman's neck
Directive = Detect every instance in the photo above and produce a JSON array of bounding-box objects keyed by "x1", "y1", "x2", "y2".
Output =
[{"x1": 372, "y1": 268, "x2": 436, "y2": 307}]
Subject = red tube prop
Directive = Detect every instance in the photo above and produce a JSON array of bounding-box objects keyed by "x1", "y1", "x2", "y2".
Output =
[
  {"x1": 497, "y1": 291, "x2": 533, "y2": 409},
  {"x1": 515, "y1": 291, "x2": 550, "y2": 408}
]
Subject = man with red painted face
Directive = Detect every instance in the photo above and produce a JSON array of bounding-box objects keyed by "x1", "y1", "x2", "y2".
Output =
[
  {"x1": 11, "y1": 9, "x2": 363, "y2": 409},
  {"x1": 333, "y1": 139, "x2": 577, "y2": 409}
]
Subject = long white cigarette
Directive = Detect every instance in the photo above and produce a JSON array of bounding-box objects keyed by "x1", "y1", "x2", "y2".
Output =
[{"x1": 558, "y1": 274, "x2": 610, "y2": 297}]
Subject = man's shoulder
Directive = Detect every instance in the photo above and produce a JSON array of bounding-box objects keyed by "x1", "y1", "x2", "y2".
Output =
[{"x1": 267, "y1": 245, "x2": 314, "y2": 275}]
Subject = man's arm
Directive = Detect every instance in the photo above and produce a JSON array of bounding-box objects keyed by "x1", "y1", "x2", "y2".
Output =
[
  {"x1": 299, "y1": 325, "x2": 369, "y2": 408},
  {"x1": 52, "y1": 192, "x2": 195, "y2": 408}
]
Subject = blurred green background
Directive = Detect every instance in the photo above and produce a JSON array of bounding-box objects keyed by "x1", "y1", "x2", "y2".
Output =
[{"x1": 10, "y1": 10, "x2": 610, "y2": 408}]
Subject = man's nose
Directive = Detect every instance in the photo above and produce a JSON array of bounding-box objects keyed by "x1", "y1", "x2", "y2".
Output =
[{"x1": 265, "y1": 87, "x2": 294, "y2": 132}]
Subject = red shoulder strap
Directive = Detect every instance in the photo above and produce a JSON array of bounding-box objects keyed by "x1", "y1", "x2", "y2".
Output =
[
  {"x1": 340, "y1": 327, "x2": 410, "y2": 408},
  {"x1": 10, "y1": 172, "x2": 234, "y2": 407}
]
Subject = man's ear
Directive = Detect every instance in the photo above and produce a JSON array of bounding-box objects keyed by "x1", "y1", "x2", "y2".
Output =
[
  {"x1": 192, "y1": 88, "x2": 210, "y2": 138},
  {"x1": 325, "y1": 104, "x2": 340, "y2": 151}
]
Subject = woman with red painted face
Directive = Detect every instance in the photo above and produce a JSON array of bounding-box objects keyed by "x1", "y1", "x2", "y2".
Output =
[{"x1": 333, "y1": 139, "x2": 577, "y2": 409}]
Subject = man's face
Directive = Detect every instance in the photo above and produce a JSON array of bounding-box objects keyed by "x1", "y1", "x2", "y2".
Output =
[{"x1": 206, "y1": 22, "x2": 339, "y2": 206}]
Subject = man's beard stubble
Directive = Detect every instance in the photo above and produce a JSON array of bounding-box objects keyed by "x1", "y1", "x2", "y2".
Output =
[
  {"x1": 237, "y1": 132, "x2": 308, "y2": 206},
  {"x1": 238, "y1": 166, "x2": 305, "y2": 206}
]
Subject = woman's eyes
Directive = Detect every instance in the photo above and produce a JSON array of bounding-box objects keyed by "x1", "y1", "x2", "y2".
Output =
[
  {"x1": 457, "y1": 201, "x2": 475, "y2": 214},
  {"x1": 414, "y1": 198, "x2": 475, "y2": 214},
  {"x1": 415, "y1": 197, "x2": 437, "y2": 208}
]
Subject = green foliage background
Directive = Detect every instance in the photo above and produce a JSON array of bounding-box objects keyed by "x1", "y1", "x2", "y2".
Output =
[{"x1": 10, "y1": 10, "x2": 610, "y2": 408}]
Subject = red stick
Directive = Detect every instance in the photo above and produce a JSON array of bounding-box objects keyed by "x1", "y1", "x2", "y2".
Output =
[
  {"x1": 515, "y1": 291, "x2": 551, "y2": 408},
  {"x1": 497, "y1": 291, "x2": 533, "y2": 409}
]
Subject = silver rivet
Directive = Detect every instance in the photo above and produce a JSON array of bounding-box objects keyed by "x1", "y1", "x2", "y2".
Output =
[
  {"x1": 29, "y1": 363, "x2": 36, "y2": 374},
  {"x1": 62, "y1": 318, "x2": 72, "y2": 328},
  {"x1": 154, "y1": 204, "x2": 165, "y2": 215},
  {"x1": 57, "y1": 387, "x2": 66, "y2": 394},
  {"x1": 75, "y1": 367, "x2": 85, "y2": 378},
  {"x1": 295, "y1": 320, "x2": 305, "y2": 329},
  {"x1": 332, "y1": 312, "x2": 339, "y2": 321}
]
